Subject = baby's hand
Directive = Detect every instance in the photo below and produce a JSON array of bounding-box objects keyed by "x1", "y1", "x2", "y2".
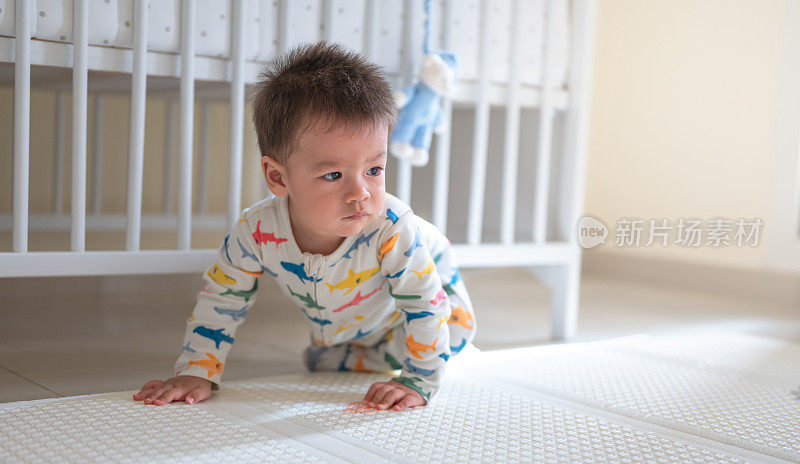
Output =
[
  {"x1": 133, "y1": 375, "x2": 213, "y2": 406},
  {"x1": 363, "y1": 379, "x2": 426, "y2": 411}
]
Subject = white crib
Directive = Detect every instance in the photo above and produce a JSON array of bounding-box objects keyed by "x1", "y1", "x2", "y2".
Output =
[{"x1": 0, "y1": 0, "x2": 596, "y2": 340}]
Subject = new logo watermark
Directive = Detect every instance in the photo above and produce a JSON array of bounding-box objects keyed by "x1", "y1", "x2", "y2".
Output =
[{"x1": 577, "y1": 216, "x2": 763, "y2": 249}]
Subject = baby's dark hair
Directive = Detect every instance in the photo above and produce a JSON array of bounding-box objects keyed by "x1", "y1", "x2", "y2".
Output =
[{"x1": 251, "y1": 41, "x2": 398, "y2": 165}]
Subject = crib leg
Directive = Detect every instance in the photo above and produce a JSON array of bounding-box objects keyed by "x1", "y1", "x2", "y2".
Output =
[{"x1": 528, "y1": 260, "x2": 582, "y2": 341}]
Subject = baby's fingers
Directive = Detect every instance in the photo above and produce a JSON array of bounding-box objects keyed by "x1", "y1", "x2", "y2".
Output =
[
  {"x1": 376, "y1": 389, "x2": 405, "y2": 410},
  {"x1": 133, "y1": 380, "x2": 164, "y2": 401},
  {"x1": 184, "y1": 385, "x2": 211, "y2": 405},
  {"x1": 393, "y1": 394, "x2": 424, "y2": 411},
  {"x1": 143, "y1": 384, "x2": 176, "y2": 405},
  {"x1": 152, "y1": 385, "x2": 186, "y2": 406}
]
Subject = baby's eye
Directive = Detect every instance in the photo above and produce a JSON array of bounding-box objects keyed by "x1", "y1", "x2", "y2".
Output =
[
  {"x1": 322, "y1": 172, "x2": 341, "y2": 181},
  {"x1": 367, "y1": 166, "x2": 384, "y2": 176}
]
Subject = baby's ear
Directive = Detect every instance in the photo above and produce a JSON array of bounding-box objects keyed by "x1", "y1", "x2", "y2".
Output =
[{"x1": 261, "y1": 156, "x2": 287, "y2": 196}]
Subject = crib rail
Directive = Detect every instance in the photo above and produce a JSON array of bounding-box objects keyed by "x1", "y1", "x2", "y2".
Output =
[{"x1": 1, "y1": 0, "x2": 596, "y2": 339}]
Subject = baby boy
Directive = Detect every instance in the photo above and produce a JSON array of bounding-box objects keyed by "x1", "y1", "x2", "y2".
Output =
[{"x1": 133, "y1": 42, "x2": 477, "y2": 411}]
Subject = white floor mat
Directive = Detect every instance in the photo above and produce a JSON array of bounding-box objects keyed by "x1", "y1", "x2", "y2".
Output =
[{"x1": 1, "y1": 332, "x2": 798, "y2": 463}]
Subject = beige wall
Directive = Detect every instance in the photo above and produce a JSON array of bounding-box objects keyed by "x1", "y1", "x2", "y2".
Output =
[{"x1": 585, "y1": 0, "x2": 793, "y2": 271}]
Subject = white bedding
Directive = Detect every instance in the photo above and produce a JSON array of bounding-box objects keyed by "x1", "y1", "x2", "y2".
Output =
[
  {"x1": 1, "y1": 331, "x2": 797, "y2": 463},
  {"x1": 0, "y1": 0, "x2": 570, "y2": 87}
]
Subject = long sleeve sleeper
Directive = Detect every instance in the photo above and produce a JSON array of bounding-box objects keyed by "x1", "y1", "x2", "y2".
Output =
[{"x1": 174, "y1": 193, "x2": 477, "y2": 401}]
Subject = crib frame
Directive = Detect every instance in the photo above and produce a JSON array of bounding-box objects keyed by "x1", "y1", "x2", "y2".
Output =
[{"x1": 0, "y1": 0, "x2": 596, "y2": 341}]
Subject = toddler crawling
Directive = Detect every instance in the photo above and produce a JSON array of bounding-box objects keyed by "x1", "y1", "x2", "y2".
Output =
[{"x1": 134, "y1": 42, "x2": 477, "y2": 411}]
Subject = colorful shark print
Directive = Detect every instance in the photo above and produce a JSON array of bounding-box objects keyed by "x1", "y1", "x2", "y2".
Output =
[
  {"x1": 378, "y1": 233, "x2": 399, "y2": 261},
  {"x1": 442, "y1": 269, "x2": 461, "y2": 296},
  {"x1": 433, "y1": 251, "x2": 443, "y2": 264},
  {"x1": 386, "y1": 208, "x2": 399, "y2": 224},
  {"x1": 411, "y1": 258, "x2": 435, "y2": 280},
  {"x1": 384, "y1": 268, "x2": 405, "y2": 279},
  {"x1": 240, "y1": 269, "x2": 263, "y2": 278},
  {"x1": 332, "y1": 282, "x2": 384, "y2": 312},
  {"x1": 338, "y1": 345, "x2": 353, "y2": 371},
  {"x1": 405, "y1": 334, "x2": 437, "y2": 359},
  {"x1": 193, "y1": 326, "x2": 235, "y2": 349},
  {"x1": 388, "y1": 283, "x2": 421, "y2": 300},
  {"x1": 401, "y1": 309, "x2": 435, "y2": 322},
  {"x1": 287, "y1": 285, "x2": 325, "y2": 310},
  {"x1": 403, "y1": 358, "x2": 436, "y2": 377},
  {"x1": 326, "y1": 267, "x2": 380, "y2": 295},
  {"x1": 449, "y1": 267, "x2": 461, "y2": 286},
  {"x1": 430, "y1": 288, "x2": 447, "y2": 305},
  {"x1": 384, "y1": 352, "x2": 403, "y2": 370},
  {"x1": 354, "y1": 355, "x2": 369, "y2": 372},
  {"x1": 252, "y1": 220, "x2": 288, "y2": 247},
  {"x1": 443, "y1": 283, "x2": 455, "y2": 296},
  {"x1": 259, "y1": 265, "x2": 278, "y2": 278},
  {"x1": 300, "y1": 307, "x2": 332, "y2": 326},
  {"x1": 304, "y1": 344, "x2": 329, "y2": 369},
  {"x1": 329, "y1": 229, "x2": 379, "y2": 267},
  {"x1": 208, "y1": 263, "x2": 237, "y2": 286},
  {"x1": 403, "y1": 229, "x2": 424, "y2": 257},
  {"x1": 223, "y1": 234, "x2": 232, "y2": 264},
  {"x1": 393, "y1": 376, "x2": 430, "y2": 401},
  {"x1": 182, "y1": 342, "x2": 196, "y2": 353},
  {"x1": 237, "y1": 237, "x2": 259, "y2": 264},
  {"x1": 220, "y1": 280, "x2": 258, "y2": 302},
  {"x1": 188, "y1": 352, "x2": 224, "y2": 378},
  {"x1": 439, "y1": 352, "x2": 450, "y2": 361},
  {"x1": 450, "y1": 338, "x2": 467, "y2": 354},
  {"x1": 437, "y1": 315, "x2": 448, "y2": 329},
  {"x1": 333, "y1": 323, "x2": 355, "y2": 335},
  {"x1": 353, "y1": 328, "x2": 372, "y2": 339},
  {"x1": 213, "y1": 304, "x2": 250, "y2": 321},
  {"x1": 390, "y1": 311, "x2": 402, "y2": 324},
  {"x1": 281, "y1": 261, "x2": 322, "y2": 284},
  {"x1": 448, "y1": 304, "x2": 474, "y2": 329}
]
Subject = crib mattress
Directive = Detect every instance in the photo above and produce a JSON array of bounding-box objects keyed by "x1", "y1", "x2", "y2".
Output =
[
  {"x1": 1, "y1": 331, "x2": 797, "y2": 463},
  {"x1": 0, "y1": 0, "x2": 570, "y2": 87}
]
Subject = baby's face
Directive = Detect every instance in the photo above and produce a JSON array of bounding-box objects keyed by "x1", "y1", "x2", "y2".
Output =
[{"x1": 268, "y1": 121, "x2": 388, "y2": 249}]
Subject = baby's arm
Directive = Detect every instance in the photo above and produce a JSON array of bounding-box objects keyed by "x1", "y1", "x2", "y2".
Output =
[
  {"x1": 133, "y1": 215, "x2": 264, "y2": 405},
  {"x1": 363, "y1": 212, "x2": 451, "y2": 410}
]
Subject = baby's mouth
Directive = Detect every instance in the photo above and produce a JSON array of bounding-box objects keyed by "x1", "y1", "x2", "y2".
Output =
[{"x1": 344, "y1": 212, "x2": 368, "y2": 220}]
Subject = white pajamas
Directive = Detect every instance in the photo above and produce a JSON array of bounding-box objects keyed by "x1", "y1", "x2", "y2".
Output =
[{"x1": 174, "y1": 193, "x2": 477, "y2": 401}]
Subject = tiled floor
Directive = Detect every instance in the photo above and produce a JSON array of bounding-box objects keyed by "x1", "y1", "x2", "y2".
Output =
[{"x1": 1, "y1": 267, "x2": 798, "y2": 403}]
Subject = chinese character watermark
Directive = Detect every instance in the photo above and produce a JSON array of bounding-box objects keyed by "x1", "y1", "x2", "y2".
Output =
[{"x1": 578, "y1": 216, "x2": 763, "y2": 249}]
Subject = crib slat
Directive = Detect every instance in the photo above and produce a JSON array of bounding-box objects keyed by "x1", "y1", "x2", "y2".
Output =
[
  {"x1": 178, "y1": 0, "x2": 196, "y2": 250},
  {"x1": 126, "y1": 0, "x2": 148, "y2": 251},
  {"x1": 227, "y1": 0, "x2": 246, "y2": 232},
  {"x1": 53, "y1": 92, "x2": 67, "y2": 216},
  {"x1": 91, "y1": 95, "x2": 104, "y2": 215},
  {"x1": 432, "y1": 0, "x2": 455, "y2": 235},
  {"x1": 467, "y1": 0, "x2": 492, "y2": 245},
  {"x1": 500, "y1": 0, "x2": 525, "y2": 245},
  {"x1": 163, "y1": 99, "x2": 175, "y2": 213},
  {"x1": 12, "y1": 0, "x2": 31, "y2": 253},
  {"x1": 533, "y1": 0, "x2": 557, "y2": 244},
  {"x1": 71, "y1": 0, "x2": 89, "y2": 252},
  {"x1": 395, "y1": 0, "x2": 416, "y2": 205},
  {"x1": 278, "y1": 0, "x2": 291, "y2": 53},
  {"x1": 198, "y1": 101, "x2": 209, "y2": 214},
  {"x1": 322, "y1": 0, "x2": 336, "y2": 42},
  {"x1": 363, "y1": 0, "x2": 380, "y2": 61}
]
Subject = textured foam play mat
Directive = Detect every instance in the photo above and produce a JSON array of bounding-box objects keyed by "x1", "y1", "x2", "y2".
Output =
[{"x1": 2, "y1": 331, "x2": 798, "y2": 463}]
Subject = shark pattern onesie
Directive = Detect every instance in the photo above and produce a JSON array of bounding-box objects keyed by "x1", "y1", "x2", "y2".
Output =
[{"x1": 174, "y1": 193, "x2": 477, "y2": 401}]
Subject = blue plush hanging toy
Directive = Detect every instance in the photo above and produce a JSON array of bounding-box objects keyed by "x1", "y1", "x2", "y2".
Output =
[{"x1": 389, "y1": 0, "x2": 459, "y2": 167}]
